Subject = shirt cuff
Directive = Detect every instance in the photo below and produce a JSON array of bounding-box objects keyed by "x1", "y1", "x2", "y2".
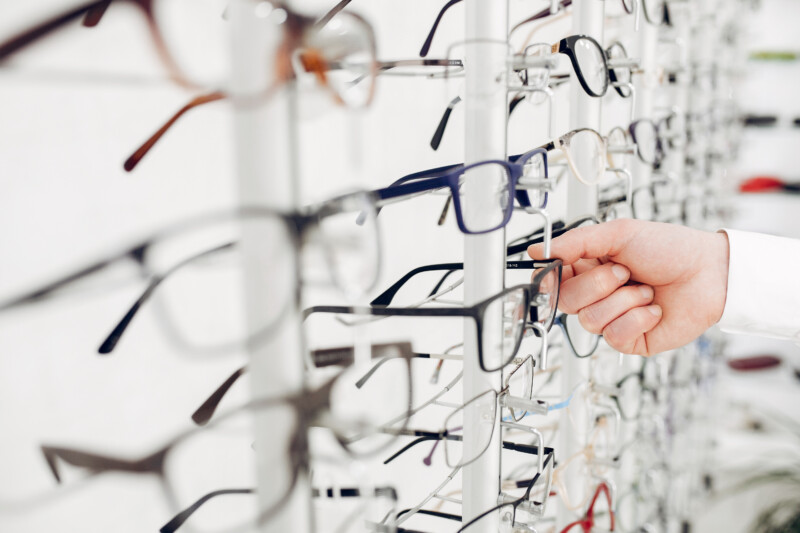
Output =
[{"x1": 718, "y1": 229, "x2": 800, "y2": 342}]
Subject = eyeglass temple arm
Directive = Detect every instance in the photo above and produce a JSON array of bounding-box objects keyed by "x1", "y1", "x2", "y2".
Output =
[
  {"x1": 430, "y1": 96, "x2": 462, "y2": 150},
  {"x1": 314, "y1": 0, "x2": 353, "y2": 28},
  {"x1": 505, "y1": 216, "x2": 597, "y2": 256},
  {"x1": 162, "y1": 485, "x2": 398, "y2": 533},
  {"x1": 303, "y1": 305, "x2": 469, "y2": 322},
  {"x1": 98, "y1": 242, "x2": 236, "y2": 354},
  {"x1": 357, "y1": 164, "x2": 460, "y2": 224},
  {"x1": 123, "y1": 91, "x2": 226, "y2": 172},
  {"x1": 431, "y1": 92, "x2": 532, "y2": 155},
  {"x1": 40, "y1": 445, "x2": 165, "y2": 484},
  {"x1": 385, "y1": 433, "x2": 551, "y2": 465},
  {"x1": 191, "y1": 366, "x2": 247, "y2": 426},
  {"x1": 82, "y1": 0, "x2": 112, "y2": 26},
  {"x1": 371, "y1": 263, "x2": 464, "y2": 306},
  {"x1": 373, "y1": 259, "x2": 554, "y2": 307},
  {"x1": 419, "y1": 0, "x2": 463, "y2": 57},
  {"x1": 0, "y1": 243, "x2": 146, "y2": 313},
  {"x1": 192, "y1": 343, "x2": 418, "y2": 426},
  {"x1": 0, "y1": 0, "x2": 110, "y2": 61},
  {"x1": 509, "y1": 0, "x2": 571, "y2": 36},
  {"x1": 160, "y1": 488, "x2": 255, "y2": 533}
]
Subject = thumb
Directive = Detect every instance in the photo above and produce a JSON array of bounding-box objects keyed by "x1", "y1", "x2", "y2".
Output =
[{"x1": 527, "y1": 219, "x2": 634, "y2": 265}]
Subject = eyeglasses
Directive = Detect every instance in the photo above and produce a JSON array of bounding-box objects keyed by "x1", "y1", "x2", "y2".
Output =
[
  {"x1": 305, "y1": 260, "x2": 562, "y2": 372},
  {"x1": 371, "y1": 259, "x2": 553, "y2": 308},
  {"x1": 553, "y1": 314, "x2": 601, "y2": 359},
  {"x1": 538, "y1": 128, "x2": 609, "y2": 185},
  {"x1": 36, "y1": 342, "x2": 413, "y2": 532},
  {"x1": 373, "y1": 148, "x2": 550, "y2": 235},
  {"x1": 162, "y1": 480, "x2": 398, "y2": 533},
  {"x1": 381, "y1": 357, "x2": 552, "y2": 470},
  {"x1": 188, "y1": 342, "x2": 416, "y2": 427},
  {"x1": 386, "y1": 443, "x2": 554, "y2": 533},
  {"x1": 592, "y1": 358, "x2": 665, "y2": 421},
  {"x1": 422, "y1": 0, "x2": 646, "y2": 62},
  {"x1": 457, "y1": 448, "x2": 556, "y2": 532},
  {"x1": 547, "y1": 34, "x2": 610, "y2": 97},
  {"x1": 598, "y1": 177, "x2": 679, "y2": 221},
  {"x1": 560, "y1": 482, "x2": 615, "y2": 533},
  {"x1": 162, "y1": 479, "x2": 398, "y2": 533},
  {"x1": 0, "y1": 191, "x2": 381, "y2": 355},
  {"x1": 0, "y1": 1, "x2": 380, "y2": 172},
  {"x1": 430, "y1": 34, "x2": 623, "y2": 151}
]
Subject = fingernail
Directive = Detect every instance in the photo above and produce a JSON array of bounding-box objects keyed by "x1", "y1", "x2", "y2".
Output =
[
  {"x1": 648, "y1": 305, "x2": 662, "y2": 317},
  {"x1": 612, "y1": 264, "x2": 629, "y2": 281},
  {"x1": 639, "y1": 285, "x2": 653, "y2": 299}
]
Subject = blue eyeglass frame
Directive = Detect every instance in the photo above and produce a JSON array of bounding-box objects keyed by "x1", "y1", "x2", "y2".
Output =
[{"x1": 373, "y1": 147, "x2": 549, "y2": 235}]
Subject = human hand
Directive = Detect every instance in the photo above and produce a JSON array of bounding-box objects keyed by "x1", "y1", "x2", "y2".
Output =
[{"x1": 528, "y1": 219, "x2": 729, "y2": 356}]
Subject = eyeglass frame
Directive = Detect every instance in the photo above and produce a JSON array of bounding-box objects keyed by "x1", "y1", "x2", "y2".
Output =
[
  {"x1": 303, "y1": 259, "x2": 562, "y2": 373},
  {"x1": 0, "y1": 191, "x2": 382, "y2": 355},
  {"x1": 38, "y1": 342, "x2": 414, "y2": 531}
]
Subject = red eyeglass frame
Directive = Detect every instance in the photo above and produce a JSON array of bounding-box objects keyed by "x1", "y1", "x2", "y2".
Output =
[{"x1": 559, "y1": 481, "x2": 615, "y2": 533}]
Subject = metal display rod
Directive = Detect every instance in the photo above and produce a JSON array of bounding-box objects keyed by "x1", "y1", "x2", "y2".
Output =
[
  {"x1": 461, "y1": 0, "x2": 508, "y2": 530},
  {"x1": 230, "y1": 1, "x2": 310, "y2": 532}
]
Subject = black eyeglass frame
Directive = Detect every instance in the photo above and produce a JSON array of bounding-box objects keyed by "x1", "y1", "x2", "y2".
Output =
[{"x1": 304, "y1": 259, "x2": 562, "y2": 373}]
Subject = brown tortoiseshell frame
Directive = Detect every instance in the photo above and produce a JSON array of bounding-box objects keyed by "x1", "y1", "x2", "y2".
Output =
[
  {"x1": 0, "y1": 1, "x2": 378, "y2": 171},
  {"x1": 0, "y1": 0, "x2": 191, "y2": 88}
]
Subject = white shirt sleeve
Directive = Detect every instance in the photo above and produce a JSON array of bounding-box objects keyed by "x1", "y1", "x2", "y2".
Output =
[{"x1": 718, "y1": 229, "x2": 800, "y2": 342}]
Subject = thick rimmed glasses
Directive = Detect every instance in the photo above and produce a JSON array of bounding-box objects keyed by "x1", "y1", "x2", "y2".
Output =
[
  {"x1": 372, "y1": 148, "x2": 550, "y2": 235},
  {"x1": 305, "y1": 259, "x2": 562, "y2": 372},
  {"x1": 34, "y1": 342, "x2": 412, "y2": 532},
  {"x1": 0, "y1": 191, "x2": 381, "y2": 355},
  {"x1": 548, "y1": 34, "x2": 609, "y2": 97}
]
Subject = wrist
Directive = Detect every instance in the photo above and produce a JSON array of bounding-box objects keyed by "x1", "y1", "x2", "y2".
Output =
[{"x1": 712, "y1": 230, "x2": 730, "y2": 324}]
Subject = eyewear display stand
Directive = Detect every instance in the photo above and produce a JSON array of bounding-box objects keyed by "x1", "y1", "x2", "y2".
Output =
[
  {"x1": 460, "y1": 1, "x2": 507, "y2": 530},
  {"x1": 558, "y1": 0, "x2": 603, "y2": 529},
  {"x1": 230, "y1": 2, "x2": 311, "y2": 532}
]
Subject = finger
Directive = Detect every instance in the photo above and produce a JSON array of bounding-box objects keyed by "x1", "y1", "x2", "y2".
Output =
[
  {"x1": 560, "y1": 258, "x2": 604, "y2": 284},
  {"x1": 558, "y1": 262, "x2": 631, "y2": 314},
  {"x1": 527, "y1": 219, "x2": 635, "y2": 264},
  {"x1": 571, "y1": 258, "x2": 604, "y2": 276},
  {"x1": 577, "y1": 285, "x2": 655, "y2": 334},
  {"x1": 602, "y1": 305, "x2": 663, "y2": 356}
]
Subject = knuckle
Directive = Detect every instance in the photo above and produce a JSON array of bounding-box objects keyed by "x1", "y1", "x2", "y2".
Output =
[{"x1": 592, "y1": 265, "x2": 621, "y2": 295}]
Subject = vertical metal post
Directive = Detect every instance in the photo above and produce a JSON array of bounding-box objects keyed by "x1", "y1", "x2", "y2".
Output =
[
  {"x1": 230, "y1": 2, "x2": 310, "y2": 532},
  {"x1": 461, "y1": 0, "x2": 507, "y2": 529},
  {"x1": 559, "y1": 0, "x2": 603, "y2": 528}
]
